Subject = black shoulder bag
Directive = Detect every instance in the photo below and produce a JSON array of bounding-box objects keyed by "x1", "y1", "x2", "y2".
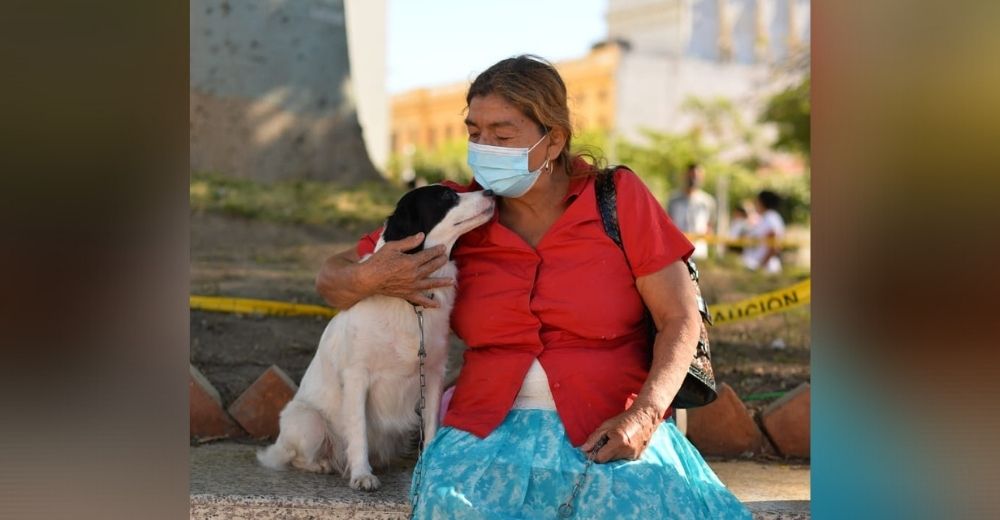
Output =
[{"x1": 594, "y1": 167, "x2": 718, "y2": 408}]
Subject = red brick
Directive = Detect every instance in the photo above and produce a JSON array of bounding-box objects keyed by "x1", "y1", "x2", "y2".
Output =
[
  {"x1": 227, "y1": 365, "x2": 298, "y2": 439},
  {"x1": 190, "y1": 365, "x2": 245, "y2": 441},
  {"x1": 686, "y1": 382, "x2": 764, "y2": 457},
  {"x1": 761, "y1": 382, "x2": 810, "y2": 458}
]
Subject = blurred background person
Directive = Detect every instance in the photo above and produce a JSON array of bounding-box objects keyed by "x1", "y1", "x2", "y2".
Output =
[
  {"x1": 728, "y1": 204, "x2": 752, "y2": 239},
  {"x1": 725, "y1": 203, "x2": 755, "y2": 255},
  {"x1": 742, "y1": 190, "x2": 786, "y2": 274},
  {"x1": 667, "y1": 163, "x2": 717, "y2": 259}
]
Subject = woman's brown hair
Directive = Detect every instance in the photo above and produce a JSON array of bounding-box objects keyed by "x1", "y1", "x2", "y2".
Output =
[{"x1": 466, "y1": 55, "x2": 603, "y2": 176}]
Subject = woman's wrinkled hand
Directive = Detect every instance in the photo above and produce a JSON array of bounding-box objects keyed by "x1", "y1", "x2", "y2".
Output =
[
  {"x1": 579, "y1": 405, "x2": 662, "y2": 463},
  {"x1": 354, "y1": 232, "x2": 453, "y2": 308}
]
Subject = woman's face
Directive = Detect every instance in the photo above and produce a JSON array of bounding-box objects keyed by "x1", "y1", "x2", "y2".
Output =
[{"x1": 465, "y1": 93, "x2": 551, "y2": 172}]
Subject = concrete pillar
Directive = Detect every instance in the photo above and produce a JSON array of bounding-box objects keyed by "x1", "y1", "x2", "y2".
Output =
[
  {"x1": 717, "y1": 0, "x2": 733, "y2": 62},
  {"x1": 786, "y1": 0, "x2": 801, "y2": 53},
  {"x1": 754, "y1": 0, "x2": 770, "y2": 62},
  {"x1": 190, "y1": 0, "x2": 380, "y2": 184},
  {"x1": 344, "y1": 0, "x2": 388, "y2": 171}
]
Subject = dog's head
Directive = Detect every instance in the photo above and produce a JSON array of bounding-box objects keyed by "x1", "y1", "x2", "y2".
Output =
[{"x1": 380, "y1": 185, "x2": 495, "y2": 255}]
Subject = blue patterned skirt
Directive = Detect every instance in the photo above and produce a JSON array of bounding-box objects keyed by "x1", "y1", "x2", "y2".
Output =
[{"x1": 409, "y1": 409, "x2": 751, "y2": 519}]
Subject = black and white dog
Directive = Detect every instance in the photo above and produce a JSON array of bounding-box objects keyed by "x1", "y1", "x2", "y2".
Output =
[{"x1": 258, "y1": 185, "x2": 494, "y2": 491}]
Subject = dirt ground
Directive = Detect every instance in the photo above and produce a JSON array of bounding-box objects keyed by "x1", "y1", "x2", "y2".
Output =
[
  {"x1": 191, "y1": 211, "x2": 810, "y2": 438},
  {"x1": 191, "y1": 212, "x2": 353, "y2": 404}
]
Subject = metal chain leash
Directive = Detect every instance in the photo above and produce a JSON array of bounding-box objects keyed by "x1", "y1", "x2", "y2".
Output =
[
  {"x1": 557, "y1": 434, "x2": 609, "y2": 518},
  {"x1": 409, "y1": 305, "x2": 427, "y2": 519}
]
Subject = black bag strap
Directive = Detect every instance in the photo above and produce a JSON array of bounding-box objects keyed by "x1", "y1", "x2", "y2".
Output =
[
  {"x1": 594, "y1": 166, "x2": 712, "y2": 325},
  {"x1": 594, "y1": 166, "x2": 627, "y2": 263}
]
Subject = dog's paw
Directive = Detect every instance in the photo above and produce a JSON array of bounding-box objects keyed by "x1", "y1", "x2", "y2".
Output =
[
  {"x1": 349, "y1": 473, "x2": 381, "y2": 492},
  {"x1": 292, "y1": 459, "x2": 333, "y2": 474}
]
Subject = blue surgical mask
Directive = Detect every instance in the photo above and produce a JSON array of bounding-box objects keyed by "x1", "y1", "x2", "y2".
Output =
[{"x1": 467, "y1": 133, "x2": 550, "y2": 198}]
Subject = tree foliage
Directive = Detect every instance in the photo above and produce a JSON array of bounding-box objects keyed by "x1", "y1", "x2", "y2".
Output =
[
  {"x1": 574, "y1": 127, "x2": 810, "y2": 225},
  {"x1": 761, "y1": 76, "x2": 811, "y2": 156},
  {"x1": 387, "y1": 138, "x2": 472, "y2": 185}
]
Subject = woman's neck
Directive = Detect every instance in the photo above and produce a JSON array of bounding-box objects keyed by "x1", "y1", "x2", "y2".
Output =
[{"x1": 500, "y1": 164, "x2": 570, "y2": 218}]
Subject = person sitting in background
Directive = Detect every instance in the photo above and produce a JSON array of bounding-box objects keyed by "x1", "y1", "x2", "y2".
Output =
[
  {"x1": 742, "y1": 190, "x2": 786, "y2": 274},
  {"x1": 726, "y1": 204, "x2": 754, "y2": 255},
  {"x1": 667, "y1": 163, "x2": 716, "y2": 259}
]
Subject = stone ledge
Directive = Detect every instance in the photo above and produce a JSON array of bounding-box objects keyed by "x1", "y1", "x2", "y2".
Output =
[
  {"x1": 740, "y1": 501, "x2": 811, "y2": 520},
  {"x1": 191, "y1": 443, "x2": 809, "y2": 519},
  {"x1": 190, "y1": 443, "x2": 411, "y2": 519}
]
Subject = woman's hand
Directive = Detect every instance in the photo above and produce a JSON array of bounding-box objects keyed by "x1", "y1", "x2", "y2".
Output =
[
  {"x1": 579, "y1": 404, "x2": 663, "y2": 463},
  {"x1": 356, "y1": 233, "x2": 453, "y2": 308},
  {"x1": 315, "y1": 232, "x2": 453, "y2": 310}
]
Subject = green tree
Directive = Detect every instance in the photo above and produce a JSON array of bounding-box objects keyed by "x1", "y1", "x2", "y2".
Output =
[
  {"x1": 613, "y1": 129, "x2": 712, "y2": 199},
  {"x1": 387, "y1": 138, "x2": 472, "y2": 185},
  {"x1": 761, "y1": 76, "x2": 811, "y2": 156},
  {"x1": 682, "y1": 95, "x2": 769, "y2": 170}
]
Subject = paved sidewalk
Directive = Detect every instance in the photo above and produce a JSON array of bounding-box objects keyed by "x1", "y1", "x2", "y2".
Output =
[
  {"x1": 191, "y1": 443, "x2": 809, "y2": 519},
  {"x1": 712, "y1": 460, "x2": 810, "y2": 519}
]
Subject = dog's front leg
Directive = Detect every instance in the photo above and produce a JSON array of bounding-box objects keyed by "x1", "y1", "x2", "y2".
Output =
[
  {"x1": 341, "y1": 369, "x2": 380, "y2": 491},
  {"x1": 421, "y1": 365, "x2": 444, "y2": 444}
]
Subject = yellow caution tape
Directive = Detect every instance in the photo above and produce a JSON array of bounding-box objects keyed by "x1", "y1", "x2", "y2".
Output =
[
  {"x1": 684, "y1": 233, "x2": 802, "y2": 249},
  {"x1": 191, "y1": 279, "x2": 811, "y2": 325},
  {"x1": 189, "y1": 295, "x2": 337, "y2": 319},
  {"x1": 708, "y1": 279, "x2": 811, "y2": 325}
]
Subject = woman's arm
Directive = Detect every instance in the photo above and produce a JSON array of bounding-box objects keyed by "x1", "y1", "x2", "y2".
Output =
[
  {"x1": 581, "y1": 259, "x2": 701, "y2": 462},
  {"x1": 315, "y1": 232, "x2": 454, "y2": 310}
]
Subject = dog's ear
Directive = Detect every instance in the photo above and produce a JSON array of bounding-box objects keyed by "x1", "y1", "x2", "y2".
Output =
[{"x1": 382, "y1": 199, "x2": 425, "y2": 254}]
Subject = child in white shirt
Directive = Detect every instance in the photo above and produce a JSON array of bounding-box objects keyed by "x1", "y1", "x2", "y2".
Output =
[{"x1": 742, "y1": 190, "x2": 786, "y2": 274}]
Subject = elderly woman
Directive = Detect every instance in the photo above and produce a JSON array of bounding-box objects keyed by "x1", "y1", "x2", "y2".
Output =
[{"x1": 316, "y1": 56, "x2": 750, "y2": 519}]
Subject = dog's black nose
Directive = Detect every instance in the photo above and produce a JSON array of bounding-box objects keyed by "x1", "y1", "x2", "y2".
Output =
[{"x1": 483, "y1": 189, "x2": 495, "y2": 197}]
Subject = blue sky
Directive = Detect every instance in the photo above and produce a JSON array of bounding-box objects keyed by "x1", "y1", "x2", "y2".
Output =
[{"x1": 387, "y1": 0, "x2": 609, "y2": 93}]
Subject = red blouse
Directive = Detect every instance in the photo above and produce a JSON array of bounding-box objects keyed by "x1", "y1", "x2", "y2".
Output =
[{"x1": 356, "y1": 160, "x2": 693, "y2": 446}]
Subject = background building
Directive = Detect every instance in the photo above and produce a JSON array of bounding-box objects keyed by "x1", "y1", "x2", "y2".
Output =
[
  {"x1": 612, "y1": 0, "x2": 809, "y2": 145},
  {"x1": 390, "y1": 43, "x2": 621, "y2": 157},
  {"x1": 389, "y1": 0, "x2": 810, "y2": 165}
]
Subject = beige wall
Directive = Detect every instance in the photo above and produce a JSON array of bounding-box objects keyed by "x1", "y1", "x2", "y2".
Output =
[
  {"x1": 390, "y1": 82, "x2": 469, "y2": 154},
  {"x1": 560, "y1": 44, "x2": 620, "y2": 133}
]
